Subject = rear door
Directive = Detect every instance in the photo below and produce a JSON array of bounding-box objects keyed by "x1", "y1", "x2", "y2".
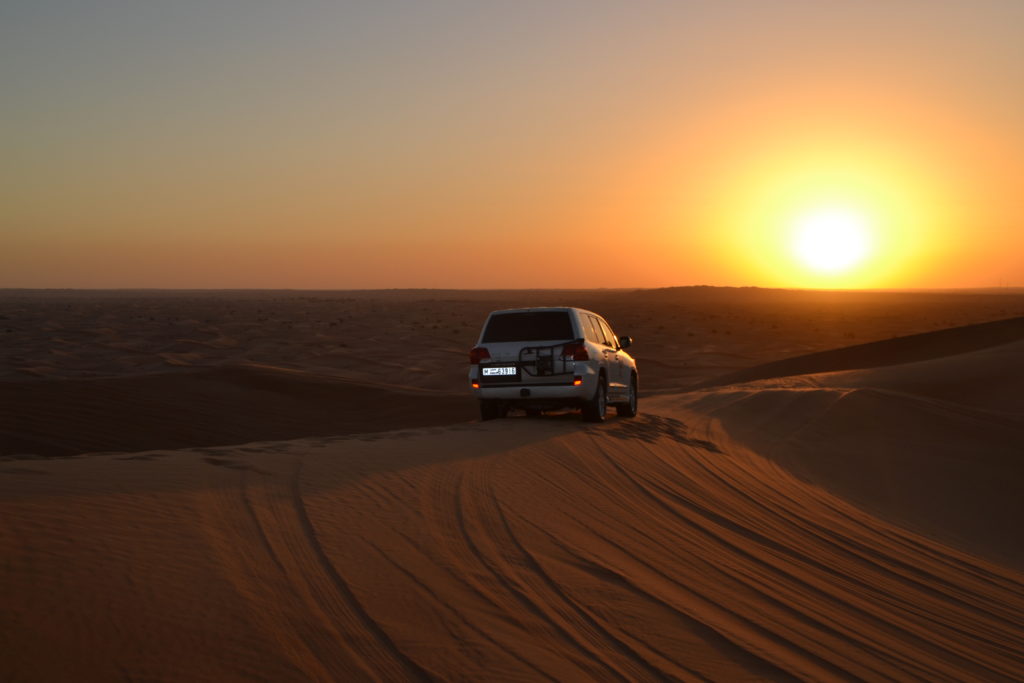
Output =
[
  {"x1": 479, "y1": 310, "x2": 576, "y2": 386},
  {"x1": 586, "y1": 314, "x2": 621, "y2": 396},
  {"x1": 596, "y1": 316, "x2": 627, "y2": 398}
]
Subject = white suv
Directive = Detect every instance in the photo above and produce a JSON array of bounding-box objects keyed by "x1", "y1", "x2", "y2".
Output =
[{"x1": 468, "y1": 307, "x2": 638, "y2": 422}]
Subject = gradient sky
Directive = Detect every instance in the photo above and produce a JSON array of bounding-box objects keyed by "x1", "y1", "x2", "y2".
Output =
[{"x1": 4, "y1": 1, "x2": 1023, "y2": 289}]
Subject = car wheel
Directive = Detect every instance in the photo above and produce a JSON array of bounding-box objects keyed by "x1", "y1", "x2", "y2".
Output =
[
  {"x1": 479, "y1": 399, "x2": 505, "y2": 421},
  {"x1": 582, "y1": 377, "x2": 607, "y2": 423},
  {"x1": 616, "y1": 374, "x2": 638, "y2": 418}
]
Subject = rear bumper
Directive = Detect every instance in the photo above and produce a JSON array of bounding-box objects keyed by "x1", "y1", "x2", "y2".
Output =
[{"x1": 469, "y1": 362, "x2": 598, "y2": 401}]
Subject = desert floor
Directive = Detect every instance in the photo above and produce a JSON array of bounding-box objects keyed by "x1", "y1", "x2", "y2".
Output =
[{"x1": 2, "y1": 287, "x2": 1024, "y2": 680}]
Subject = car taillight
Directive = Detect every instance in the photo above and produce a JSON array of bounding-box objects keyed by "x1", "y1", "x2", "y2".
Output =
[
  {"x1": 469, "y1": 346, "x2": 491, "y2": 364},
  {"x1": 561, "y1": 341, "x2": 589, "y2": 361}
]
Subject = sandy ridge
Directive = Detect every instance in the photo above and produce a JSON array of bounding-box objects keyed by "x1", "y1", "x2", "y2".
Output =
[{"x1": 696, "y1": 315, "x2": 1024, "y2": 389}]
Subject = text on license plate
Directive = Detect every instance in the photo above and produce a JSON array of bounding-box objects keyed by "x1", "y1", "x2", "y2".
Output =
[{"x1": 482, "y1": 366, "x2": 516, "y2": 376}]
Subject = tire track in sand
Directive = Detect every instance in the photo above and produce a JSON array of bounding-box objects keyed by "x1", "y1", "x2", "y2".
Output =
[
  {"x1": 197, "y1": 453, "x2": 430, "y2": 681},
  {"x1": 197, "y1": 412, "x2": 1024, "y2": 681}
]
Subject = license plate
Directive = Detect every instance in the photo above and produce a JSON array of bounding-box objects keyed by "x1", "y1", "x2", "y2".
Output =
[{"x1": 482, "y1": 366, "x2": 516, "y2": 376}]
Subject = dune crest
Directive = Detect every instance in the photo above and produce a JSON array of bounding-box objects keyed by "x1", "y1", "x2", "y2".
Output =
[{"x1": 696, "y1": 316, "x2": 1024, "y2": 389}]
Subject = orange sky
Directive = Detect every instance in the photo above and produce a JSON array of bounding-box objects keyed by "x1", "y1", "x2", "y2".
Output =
[{"x1": 3, "y1": 1, "x2": 1023, "y2": 289}]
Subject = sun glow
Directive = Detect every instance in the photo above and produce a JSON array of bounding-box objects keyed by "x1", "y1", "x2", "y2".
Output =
[
  {"x1": 681, "y1": 128, "x2": 954, "y2": 289},
  {"x1": 791, "y1": 207, "x2": 872, "y2": 273}
]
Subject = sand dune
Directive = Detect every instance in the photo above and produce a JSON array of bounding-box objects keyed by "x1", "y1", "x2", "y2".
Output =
[
  {"x1": 695, "y1": 315, "x2": 1024, "y2": 389},
  {"x1": 807, "y1": 338, "x2": 1024, "y2": 415},
  {"x1": 3, "y1": 412, "x2": 1023, "y2": 680},
  {"x1": 4, "y1": 289, "x2": 1024, "y2": 679},
  {"x1": 5, "y1": 288, "x2": 1022, "y2": 390},
  {"x1": 1, "y1": 364, "x2": 472, "y2": 457},
  {"x1": 672, "y1": 337, "x2": 1024, "y2": 570},
  {"x1": 4, "y1": 288, "x2": 1022, "y2": 459}
]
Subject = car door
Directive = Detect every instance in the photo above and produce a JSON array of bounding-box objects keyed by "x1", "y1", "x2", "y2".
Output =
[
  {"x1": 584, "y1": 315, "x2": 615, "y2": 392},
  {"x1": 596, "y1": 316, "x2": 627, "y2": 398}
]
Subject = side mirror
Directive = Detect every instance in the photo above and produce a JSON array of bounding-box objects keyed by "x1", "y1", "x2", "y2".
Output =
[{"x1": 618, "y1": 335, "x2": 633, "y2": 349}]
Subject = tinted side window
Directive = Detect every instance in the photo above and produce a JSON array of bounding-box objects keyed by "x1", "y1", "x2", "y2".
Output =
[
  {"x1": 583, "y1": 315, "x2": 602, "y2": 344},
  {"x1": 598, "y1": 318, "x2": 617, "y2": 348},
  {"x1": 482, "y1": 311, "x2": 574, "y2": 343}
]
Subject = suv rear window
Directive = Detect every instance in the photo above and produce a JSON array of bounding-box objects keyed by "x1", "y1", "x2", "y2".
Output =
[{"x1": 482, "y1": 311, "x2": 574, "y2": 343}]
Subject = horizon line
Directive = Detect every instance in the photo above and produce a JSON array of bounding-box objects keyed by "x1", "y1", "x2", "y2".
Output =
[{"x1": 3, "y1": 285, "x2": 1024, "y2": 294}]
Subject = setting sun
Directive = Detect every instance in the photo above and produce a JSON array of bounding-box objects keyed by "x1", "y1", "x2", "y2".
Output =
[{"x1": 792, "y1": 207, "x2": 872, "y2": 274}]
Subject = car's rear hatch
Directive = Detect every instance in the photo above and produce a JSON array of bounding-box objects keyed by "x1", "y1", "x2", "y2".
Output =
[{"x1": 478, "y1": 311, "x2": 579, "y2": 386}]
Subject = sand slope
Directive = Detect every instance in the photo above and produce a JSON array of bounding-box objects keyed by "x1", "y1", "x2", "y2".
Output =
[
  {"x1": 695, "y1": 316, "x2": 1024, "y2": 389},
  {"x1": 4, "y1": 410, "x2": 1023, "y2": 680},
  {"x1": 672, "y1": 338, "x2": 1024, "y2": 571},
  {"x1": 1, "y1": 364, "x2": 472, "y2": 457}
]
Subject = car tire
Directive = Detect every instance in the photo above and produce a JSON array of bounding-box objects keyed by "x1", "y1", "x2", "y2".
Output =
[
  {"x1": 479, "y1": 399, "x2": 506, "y2": 421},
  {"x1": 582, "y1": 377, "x2": 607, "y2": 423},
  {"x1": 616, "y1": 374, "x2": 638, "y2": 418}
]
